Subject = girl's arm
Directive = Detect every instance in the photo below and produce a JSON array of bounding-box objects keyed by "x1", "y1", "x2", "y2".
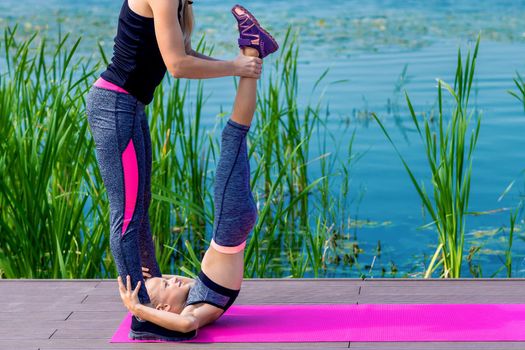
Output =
[
  {"x1": 118, "y1": 275, "x2": 198, "y2": 332},
  {"x1": 141, "y1": 267, "x2": 195, "y2": 284},
  {"x1": 163, "y1": 274, "x2": 195, "y2": 284},
  {"x1": 133, "y1": 303, "x2": 198, "y2": 332},
  {"x1": 148, "y1": 0, "x2": 261, "y2": 79}
]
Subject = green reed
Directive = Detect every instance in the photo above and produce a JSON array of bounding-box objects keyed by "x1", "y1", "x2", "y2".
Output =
[
  {"x1": 373, "y1": 36, "x2": 481, "y2": 278},
  {"x1": 0, "y1": 24, "x2": 358, "y2": 279},
  {"x1": 509, "y1": 72, "x2": 525, "y2": 112},
  {"x1": 0, "y1": 25, "x2": 109, "y2": 278},
  {"x1": 245, "y1": 28, "x2": 313, "y2": 276},
  {"x1": 503, "y1": 206, "x2": 518, "y2": 277}
]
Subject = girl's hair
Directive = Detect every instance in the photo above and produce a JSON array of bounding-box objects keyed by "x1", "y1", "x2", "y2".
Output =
[{"x1": 181, "y1": 0, "x2": 194, "y2": 50}]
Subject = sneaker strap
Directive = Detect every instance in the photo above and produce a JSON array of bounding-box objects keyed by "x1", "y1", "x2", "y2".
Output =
[{"x1": 238, "y1": 38, "x2": 253, "y2": 46}]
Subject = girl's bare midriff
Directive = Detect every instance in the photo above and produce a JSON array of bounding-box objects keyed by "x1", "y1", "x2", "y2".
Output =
[
  {"x1": 180, "y1": 246, "x2": 244, "y2": 324},
  {"x1": 201, "y1": 245, "x2": 244, "y2": 290}
]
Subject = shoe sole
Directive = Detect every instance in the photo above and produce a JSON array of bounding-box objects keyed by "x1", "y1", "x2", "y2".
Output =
[
  {"x1": 129, "y1": 330, "x2": 196, "y2": 341},
  {"x1": 231, "y1": 4, "x2": 279, "y2": 55}
]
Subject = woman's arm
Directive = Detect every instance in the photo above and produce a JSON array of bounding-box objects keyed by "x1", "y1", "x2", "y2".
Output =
[
  {"x1": 148, "y1": 0, "x2": 261, "y2": 79},
  {"x1": 149, "y1": 0, "x2": 231, "y2": 78},
  {"x1": 185, "y1": 37, "x2": 220, "y2": 61},
  {"x1": 189, "y1": 49, "x2": 221, "y2": 62}
]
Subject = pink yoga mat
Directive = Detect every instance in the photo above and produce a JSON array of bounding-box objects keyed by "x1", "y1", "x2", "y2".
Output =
[{"x1": 110, "y1": 304, "x2": 525, "y2": 343}]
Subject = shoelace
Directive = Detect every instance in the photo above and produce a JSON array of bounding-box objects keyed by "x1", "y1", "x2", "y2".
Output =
[{"x1": 234, "y1": 12, "x2": 259, "y2": 44}]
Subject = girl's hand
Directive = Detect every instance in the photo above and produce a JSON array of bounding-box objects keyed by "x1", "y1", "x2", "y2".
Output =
[
  {"x1": 233, "y1": 53, "x2": 262, "y2": 79},
  {"x1": 117, "y1": 275, "x2": 141, "y2": 314},
  {"x1": 142, "y1": 266, "x2": 151, "y2": 279}
]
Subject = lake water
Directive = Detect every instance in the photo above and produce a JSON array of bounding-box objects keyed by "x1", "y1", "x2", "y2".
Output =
[{"x1": 3, "y1": 0, "x2": 525, "y2": 277}]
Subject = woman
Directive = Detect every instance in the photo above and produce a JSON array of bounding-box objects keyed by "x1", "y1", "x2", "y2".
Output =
[{"x1": 85, "y1": 0, "x2": 278, "y2": 341}]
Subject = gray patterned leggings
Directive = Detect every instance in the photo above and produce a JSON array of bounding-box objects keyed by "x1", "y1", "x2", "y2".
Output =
[{"x1": 86, "y1": 84, "x2": 257, "y2": 304}]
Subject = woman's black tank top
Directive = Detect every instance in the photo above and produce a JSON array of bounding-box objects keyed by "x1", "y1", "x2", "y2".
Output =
[{"x1": 100, "y1": 0, "x2": 184, "y2": 105}]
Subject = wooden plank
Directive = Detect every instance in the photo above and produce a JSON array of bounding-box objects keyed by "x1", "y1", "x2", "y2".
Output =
[
  {"x1": 0, "y1": 327, "x2": 57, "y2": 340},
  {"x1": 363, "y1": 278, "x2": 525, "y2": 281},
  {"x1": 67, "y1": 311, "x2": 126, "y2": 321},
  {"x1": 362, "y1": 280, "x2": 525, "y2": 287},
  {"x1": 0, "y1": 310, "x2": 71, "y2": 320},
  {"x1": 94, "y1": 278, "x2": 362, "y2": 288},
  {"x1": 0, "y1": 339, "x2": 345, "y2": 350},
  {"x1": 2, "y1": 318, "x2": 120, "y2": 330},
  {"x1": 349, "y1": 342, "x2": 525, "y2": 349},
  {"x1": 357, "y1": 295, "x2": 525, "y2": 303},
  {"x1": 84, "y1": 293, "x2": 360, "y2": 305},
  {"x1": 360, "y1": 286, "x2": 525, "y2": 295},
  {"x1": 68, "y1": 308, "x2": 128, "y2": 322},
  {"x1": 0, "y1": 279, "x2": 102, "y2": 282},
  {"x1": 38, "y1": 338, "x2": 349, "y2": 349},
  {"x1": 1, "y1": 299, "x2": 91, "y2": 312},
  {"x1": 0, "y1": 340, "x2": 39, "y2": 350},
  {"x1": 52, "y1": 328, "x2": 115, "y2": 339},
  {"x1": 0, "y1": 294, "x2": 87, "y2": 304},
  {"x1": 2, "y1": 280, "x2": 525, "y2": 349},
  {"x1": 58, "y1": 302, "x2": 128, "y2": 312},
  {"x1": 88, "y1": 282, "x2": 360, "y2": 304},
  {"x1": 0, "y1": 280, "x2": 100, "y2": 288}
]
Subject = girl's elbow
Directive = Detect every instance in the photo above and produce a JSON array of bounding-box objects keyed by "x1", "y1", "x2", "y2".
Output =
[{"x1": 184, "y1": 317, "x2": 198, "y2": 332}]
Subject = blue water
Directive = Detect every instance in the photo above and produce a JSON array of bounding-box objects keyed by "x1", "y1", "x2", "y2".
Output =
[{"x1": 3, "y1": 0, "x2": 525, "y2": 277}]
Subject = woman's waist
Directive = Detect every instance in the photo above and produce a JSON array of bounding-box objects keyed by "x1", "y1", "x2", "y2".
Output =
[{"x1": 93, "y1": 77, "x2": 130, "y2": 94}]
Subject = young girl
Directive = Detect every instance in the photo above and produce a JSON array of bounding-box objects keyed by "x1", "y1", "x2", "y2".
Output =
[{"x1": 85, "y1": 0, "x2": 278, "y2": 341}]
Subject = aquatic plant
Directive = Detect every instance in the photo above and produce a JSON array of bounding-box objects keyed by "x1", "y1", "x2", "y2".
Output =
[
  {"x1": 0, "y1": 24, "x2": 361, "y2": 279},
  {"x1": 373, "y1": 36, "x2": 481, "y2": 278},
  {"x1": 0, "y1": 24, "x2": 107, "y2": 278},
  {"x1": 508, "y1": 72, "x2": 525, "y2": 112}
]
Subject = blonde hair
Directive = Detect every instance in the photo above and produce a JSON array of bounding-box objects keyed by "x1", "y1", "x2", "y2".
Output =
[{"x1": 181, "y1": 0, "x2": 194, "y2": 50}]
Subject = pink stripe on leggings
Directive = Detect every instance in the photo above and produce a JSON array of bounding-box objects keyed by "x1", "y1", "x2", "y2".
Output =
[
  {"x1": 122, "y1": 138, "x2": 138, "y2": 236},
  {"x1": 210, "y1": 238, "x2": 246, "y2": 254},
  {"x1": 94, "y1": 77, "x2": 129, "y2": 94}
]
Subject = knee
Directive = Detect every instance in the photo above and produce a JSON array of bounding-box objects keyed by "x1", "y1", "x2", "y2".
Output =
[{"x1": 213, "y1": 201, "x2": 257, "y2": 250}]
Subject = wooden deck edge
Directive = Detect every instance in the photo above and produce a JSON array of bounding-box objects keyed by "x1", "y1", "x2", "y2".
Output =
[{"x1": 2, "y1": 278, "x2": 525, "y2": 282}]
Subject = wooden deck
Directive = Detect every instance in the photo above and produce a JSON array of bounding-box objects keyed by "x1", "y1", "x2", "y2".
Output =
[{"x1": 1, "y1": 278, "x2": 525, "y2": 349}]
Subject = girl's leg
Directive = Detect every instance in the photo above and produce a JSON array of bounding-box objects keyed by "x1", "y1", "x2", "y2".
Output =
[
  {"x1": 86, "y1": 88, "x2": 151, "y2": 304},
  {"x1": 210, "y1": 47, "x2": 260, "y2": 253},
  {"x1": 138, "y1": 109, "x2": 162, "y2": 278},
  {"x1": 230, "y1": 47, "x2": 260, "y2": 127}
]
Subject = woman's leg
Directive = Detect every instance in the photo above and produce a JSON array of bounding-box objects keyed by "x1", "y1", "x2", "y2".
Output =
[
  {"x1": 86, "y1": 88, "x2": 151, "y2": 304},
  {"x1": 138, "y1": 108, "x2": 162, "y2": 278},
  {"x1": 210, "y1": 47, "x2": 260, "y2": 253}
]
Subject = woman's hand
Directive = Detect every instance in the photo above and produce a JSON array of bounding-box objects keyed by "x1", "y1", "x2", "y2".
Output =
[
  {"x1": 233, "y1": 53, "x2": 262, "y2": 79},
  {"x1": 142, "y1": 266, "x2": 151, "y2": 279},
  {"x1": 117, "y1": 275, "x2": 141, "y2": 314}
]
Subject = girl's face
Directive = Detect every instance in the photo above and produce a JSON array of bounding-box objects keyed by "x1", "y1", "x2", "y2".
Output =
[{"x1": 145, "y1": 277, "x2": 194, "y2": 313}]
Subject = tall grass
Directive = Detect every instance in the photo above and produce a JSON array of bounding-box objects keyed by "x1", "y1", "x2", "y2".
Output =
[
  {"x1": 0, "y1": 24, "x2": 359, "y2": 279},
  {"x1": 508, "y1": 72, "x2": 525, "y2": 112},
  {"x1": 0, "y1": 25, "x2": 108, "y2": 278},
  {"x1": 373, "y1": 36, "x2": 481, "y2": 278}
]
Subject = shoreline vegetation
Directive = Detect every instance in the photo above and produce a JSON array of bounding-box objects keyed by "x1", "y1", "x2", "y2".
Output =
[{"x1": 0, "y1": 25, "x2": 522, "y2": 280}]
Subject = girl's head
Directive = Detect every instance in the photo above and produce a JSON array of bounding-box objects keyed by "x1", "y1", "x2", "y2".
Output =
[
  {"x1": 145, "y1": 277, "x2": 194, "y2": 313},
  {"x1": 181, "y1": 0, "x2": 194, "y2": 49}
]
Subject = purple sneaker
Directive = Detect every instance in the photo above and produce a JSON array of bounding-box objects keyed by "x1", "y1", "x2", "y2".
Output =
[{"x1": 231, "y1": 4, "x2": 279, "y2": 59}]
